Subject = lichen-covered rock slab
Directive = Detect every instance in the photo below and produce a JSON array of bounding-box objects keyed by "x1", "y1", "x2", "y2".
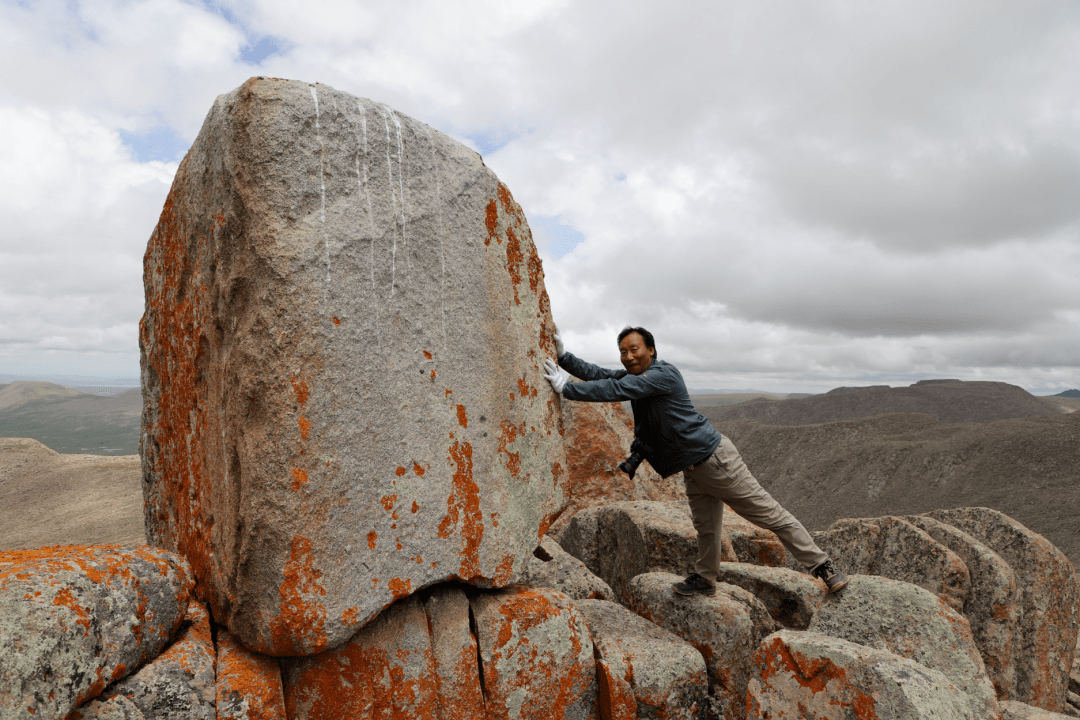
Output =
[
  {"x1": 714, "y1": 562, "x2": 825, "y2": 629},
  {"x1": 281, "y1": 594, "x2": 438, "y2": 719},
  {"x1": 808, "y1": 575, "x2": 1000, "y2": 719},
  {"x1": 813, "y1": 515, "x2": 971, "y2": 612},
  {"x1": 470, "y1": 587, "x2": 596, "y2": 720},
  {"x1": 422, "y1": 586, "x2": 486, "y2": 720},
  {"x1": 747, "y1": 630, "x2": 985, "y2": 720},
  {"x1": 0, "y1": 544, "x2": 193, "y2": 720},
  {"x1": 927, "y1": 507, "x2": 1080, "y2": 713},
  {"x1": 96, "y1": 601, "x2": 217, "y2": 720},
  {"x1": 216, "y1": 628, "x2": 286, "y2": 720},
  {"x1": 140, "y1": 77, "x2": 568, "y2": 655},
  {"x1": 577, "y1": 599, "x2": 708, "y2": 720},
  {"x1": 905, "y1": 514, "x2": 1021, "y2": 699},
  {"x1": 624, "y1": 571, "x2": 776, "y2": 720},
  {"x1": 513, "y1": 535, "x2": 613, "y2": 601},
  {"x1": 551, "y1": 399, "x2": 685, "y2": 537}
]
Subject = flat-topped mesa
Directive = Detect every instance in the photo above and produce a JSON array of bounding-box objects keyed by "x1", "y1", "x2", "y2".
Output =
[{"x1": 140, "y1": 77, "x2": 567, "y2": 656}]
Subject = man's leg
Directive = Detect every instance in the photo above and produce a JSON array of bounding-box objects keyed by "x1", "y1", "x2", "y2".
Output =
[
  {"x1": 684, "y1": 471, "x2": 725, "y2": 586},
  {"x1": 710, "y1": 436, "x2": 829, "y2": 571}
]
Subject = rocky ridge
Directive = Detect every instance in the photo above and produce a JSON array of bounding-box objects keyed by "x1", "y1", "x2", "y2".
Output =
[{"x1": 3, "y1": 78, "x2": 1079, "y2": 720}]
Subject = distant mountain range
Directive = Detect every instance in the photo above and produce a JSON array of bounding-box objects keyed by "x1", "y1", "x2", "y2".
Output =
[
  {"x1": 0, "y1": 381, "x2": 141, "y2": 455},
  {"x1": 700, "y1": 379, "x2": 1072, "y2": 426},
  {"x1": 1055, "y1": 388, "x2": 1080, "y2": 398}
]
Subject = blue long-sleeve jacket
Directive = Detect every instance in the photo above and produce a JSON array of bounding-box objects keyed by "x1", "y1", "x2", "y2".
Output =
[{"x1": 558, "y1": 352, "x2": 722, "y2": 478}]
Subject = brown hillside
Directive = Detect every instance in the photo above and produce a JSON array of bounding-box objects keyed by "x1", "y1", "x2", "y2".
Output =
[
  {"x1": 0, "y1": 382, "x2": 141, "y2": 455},
  {"x1": 0, "y1": 437, "x2": 144, "y2": 550},
  {"x1": 711, "y1": 411, "x2": 1080, "y2": 569},
  {"x1": 702, "y1": 379, "x2": 1064, "y2": 426}
]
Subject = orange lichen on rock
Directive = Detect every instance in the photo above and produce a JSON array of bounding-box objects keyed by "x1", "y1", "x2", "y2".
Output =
[
  {"x1": 0, "y1": 544, "x2": 193, "y2": 720},
  {"x1": 470, "y1": 587, "x2": 596, "y2": 720},
  {"x1": 445, "y1": 441, "x2": 483, "y2": 579},
  {"x1": 282, "y1": 596, "x2": 438, "y2": 720},
  {"x1": 217, "y1": 628, "x2": 288, "y2": 720},
  {"x1": 456, "y1": 404, "x2": 468, "y2": 428},
  {"x1": 596, "y1": 659, "x2": 637, "y2": 720},
  {"x1": 388, "y1": 578, "x2": 412, "y2": 600},
  {"x1": 290, "y1": 469, "x2": 308, "y2": 491},
  {"x1": 298, "y1": 417, "x2": 311, "y2": 440},
  {"x1": 268, "y1": 536, "x2": 327, "y2": 655},
  {"x1": 291, "y1": 376, "x2": 310, "y2": 405}
]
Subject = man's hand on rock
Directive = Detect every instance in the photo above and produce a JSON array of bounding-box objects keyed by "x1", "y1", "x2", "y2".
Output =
[
  {"x1": 554, "y1": 332, "x2": 566, "y2": 359},
  {"x1": 543, "y1": 358, "x2": 570, "y2": 395}
]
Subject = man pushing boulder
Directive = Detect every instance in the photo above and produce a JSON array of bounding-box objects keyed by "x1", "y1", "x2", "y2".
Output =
[{"x1": 544, "y1": 326, "x2": 848, "y2": 595}]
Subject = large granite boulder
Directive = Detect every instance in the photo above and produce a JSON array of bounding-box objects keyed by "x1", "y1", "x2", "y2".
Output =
[
  {"x1": 748, "y1": 631, "x2": 986, "y2": 720},
  {"x1": 624, "y1": 572, "x2": 778, "y2": 720},
  {"x1": 91, "y1": 602, "x2": 217, "y2": 720},
  {"x1": 927, "y1": 508, "x2": 1080, "y2": 713},
  {"x1": 281, "y1": 594, "x2": 438, "y2": 719},
  {"x1": 550, "y1": 398, "x2": 685, "y2": 537},
  {"x1": 808, "y1": 575, "x2": 1000, "y2": 718},
  {"x1": 140, "y1": 77, "x2": 567, "y2": 655},
  {"x1": 215, "y1": 628, "x2": 287, "y2": 720},
  {"x1": 469, "y1": 587, "x2": 596, "y2": 720},
  {"x1": 577, "y1": 599, "x2": 707, "y2": 720},
  {"x1": 513, "y1": 535, "x2": 613, "y2": 601},
  {"x1": 905, "y1": 514, "x2": 1021, "y2": 699},
  {"x1": 812, "y1": 515, "x2": 971, "y2": 612},
  {"x1": 0, "y1": 544, "x2": 193, "y2": 720}
]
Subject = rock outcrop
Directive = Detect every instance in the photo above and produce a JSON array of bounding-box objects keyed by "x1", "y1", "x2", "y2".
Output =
[
  {"x1": 470, "y1": 587, "x2": 597, "y2": 720},
  {"x1": 281, "y1": 594, "x2": 438, "y2": 719},
  {"x1": 713, "y1": 562, "x2": 825, "y2": 629},
  {"x1": 513, "y1": 535, "x2": 613, "y2": 601},
  {"x1": 748, "y1": 631, "x2": 986, "y2": 719},
  {"x1": 558, "y1": 501, "x2": 703, "y2": 601},
  {"x1": 808, "y1": 575, "x2": 1000, "y2": 718},
  {"x1": 93, "y1": 602, "x2": 217, "y2": 720},
  {"x1": 624, "y1": 572, "x2": 778, "y2": 720},
  {"x1": 422, "y1": 586, "x2": 486, "y2": 720},
  {"x1": 216, "y1": 628, "x2": 287, "y2": 720},
  {"x1": 577, "y1": 598, "x2": 708, "y2": 720},
  {"x1": 905, "y1": 514, "x2": 1021, "y2": 699},
  {"x1": 140, "y1": 77, "x2": 566, "y2": 655},
  {"x1": 0, "y1": 544, "x2": 193, "y2": 720},
  {"x1": 928, "y1": 507, "x2": 1080, "y2": 712},
  {"x1": 811, "y1": 515, "x2": 971, "y2": 612}
]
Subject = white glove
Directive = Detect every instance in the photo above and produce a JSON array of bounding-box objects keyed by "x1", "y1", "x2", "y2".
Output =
[
  {"x1": 554, "y1": 332, "x2": 566, "y2": 359},
  {"x1": 543, "y1": 358, "x2": 570, "y2": 395}
]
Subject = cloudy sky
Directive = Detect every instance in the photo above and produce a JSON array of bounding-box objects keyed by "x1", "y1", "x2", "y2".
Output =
[{"x1": 2, "y1": 0, "x2": 1078, "y2": 393}]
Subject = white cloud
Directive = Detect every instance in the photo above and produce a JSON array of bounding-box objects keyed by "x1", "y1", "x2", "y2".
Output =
[{"x1": 0, "y1": 0, "x2": 1078, "y2": 393}]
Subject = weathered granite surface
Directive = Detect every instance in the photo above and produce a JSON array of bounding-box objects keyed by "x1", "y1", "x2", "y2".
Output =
[
  {"x1": 140, "y1": 77, "x2": 567, "y2": 654},
  {"x1": 0, "y1": 544, "x2": 193, "y2": 720}
]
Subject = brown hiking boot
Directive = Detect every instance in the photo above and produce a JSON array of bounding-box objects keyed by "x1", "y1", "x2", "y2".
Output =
[
  {"x1": 673, "y1": 572, "x2": 717, "y2": 597},
  {"x1": 812, "y1": 559, "x2": 849, "y2": 593}
]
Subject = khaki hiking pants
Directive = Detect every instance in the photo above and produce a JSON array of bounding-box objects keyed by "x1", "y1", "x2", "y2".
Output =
[{"x1": 682, "y1": 436, "x2": 828, "y2": 584}]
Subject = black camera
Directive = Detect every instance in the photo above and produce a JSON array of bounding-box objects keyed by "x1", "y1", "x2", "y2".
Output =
[{"x1": 618, "y1": 438, "x2": 652, "y2": 480}]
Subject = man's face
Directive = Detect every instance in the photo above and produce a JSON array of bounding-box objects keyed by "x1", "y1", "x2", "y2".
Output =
[{"x1": 619, "y1": 332, "x2": 655, "y2": 376}]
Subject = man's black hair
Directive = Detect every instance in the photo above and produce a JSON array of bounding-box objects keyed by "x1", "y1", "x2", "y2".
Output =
[{"x1": 617, "y1": 326, "x2": 656, "y2": 357}]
